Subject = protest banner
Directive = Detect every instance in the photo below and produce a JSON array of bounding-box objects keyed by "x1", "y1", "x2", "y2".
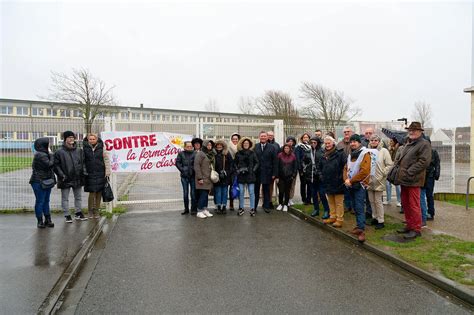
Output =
[{"x1": 101, "y1": 131, "x2": 192, "y2": 172}]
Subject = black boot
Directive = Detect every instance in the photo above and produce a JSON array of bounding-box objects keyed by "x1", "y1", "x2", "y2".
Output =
[
  {"x1": 44, "y1": 215, "x2": 55, "y2": 228},
  {"x1": 181, "y1": 208, "x2": 190, "y2": 215},
  {"x1": 37, "y1": 217, "x2": 45, "y2": 229},
  {"x1": 222, "y1": 206, "x2": 227, "y2": 214},
  {"x1": 217, "y1": 205, "x2": 222, "y2": 214}
]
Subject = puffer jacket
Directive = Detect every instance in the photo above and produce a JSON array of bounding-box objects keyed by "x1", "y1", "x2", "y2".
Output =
[
  {"x1": 54, "y1": 141, "x2": 86, "y2": 189},
  {"x1": 176, "y1": 150, "x2": 196, "y2": 178},
  {"x1": 234, "y1": 137, "x2": 259, "y2": 184},
  {"x1": 194, "y1": 140, "x2": 214, "y2": 191},
  {"x1": 393, "y1": 136, "x2": 431, "y2": 187},
  {"x1": 214, "y1": 140, "x2": 233, "y2": 186},
  {"x1": 83, "y1": 137, "x2": 110, "y2": 193},
  {"x1": 277, "y1": 151, "x2": 298, "y2": 180},
  {"x1": 320, "y1": 147, "x2": 346, "y2": 195},
  {"x1": 29, "y1": 138, "x2": 56, "y2": 185},
  {"x1": 368, "y1": 143, "x2": 393, "y2": 191}
]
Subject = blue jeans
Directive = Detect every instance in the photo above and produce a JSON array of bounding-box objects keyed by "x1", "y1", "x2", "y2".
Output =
[
  {"x1": 31, "y1": 182, "x2": 52, "y2": 219},
  {"x1": 214, "y1": 185, "x2": 229, "y2": 207},
  {"x1": 343, "y1": 186, "x2": 353, "y2": 210},
  {"x1": 350, "y1": 186, "x2": 366, "y2": 230},
  {"x1": 420, "y1": 188, "x2": 427, "y2": 223},
  {"x1": 239, "y1": 183, "x2": 255, "y2": 210},
  {"x1": 311, "y1": 182, "x2": 330, "y2": 212},
  {"x1": 180, "y1": 177, "x2": 195, "y2": 211},
  {"x1": 385, "y1": 181, "x2": 401, "y2": 203},
  {"x1": 196, "y1": 189, "x2": 209, "y2": 212}
]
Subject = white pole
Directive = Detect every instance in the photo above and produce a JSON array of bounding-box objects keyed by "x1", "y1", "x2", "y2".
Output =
[
  {"x1": 274, "y1": 119, "x2": 284, "y2": 145},
  {"x1": 451, "y1": 127, "x2": 456, "y2": 193}
]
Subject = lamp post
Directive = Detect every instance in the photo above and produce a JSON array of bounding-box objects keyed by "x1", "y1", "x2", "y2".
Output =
[{"x1": 397, "y1": 117, "x2": 408, "y2": 128}]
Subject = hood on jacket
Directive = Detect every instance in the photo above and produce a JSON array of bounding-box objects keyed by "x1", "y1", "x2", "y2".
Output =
[
  {"x1": 215, "y1": 139, "x2": 228, "y2": 155},
  {"x1": 230, "y1": 132, "x2": 241, "y2": 140},
  {"x1": 202, "y1": 140, "x2": 215, "y2": 154},
  {"x1": 237, "y1": 137, "x2": 255, "y2": 151},
  {"x1": 34, "y1": 137, "x2": 50, "y2": 153}
]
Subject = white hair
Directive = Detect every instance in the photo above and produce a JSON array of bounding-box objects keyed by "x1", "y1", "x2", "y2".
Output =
[{"x1": 324, "y1": 135, "x2": 336, "y2": 144}]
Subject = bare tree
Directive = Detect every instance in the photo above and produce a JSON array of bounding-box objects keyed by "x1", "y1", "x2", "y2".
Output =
[
  {"x1": 237, "y1": 96, "x2": 255, "y2": 115},
  {"x1": 48, "y1": 68, "x2": 116, "y2": 134},
  {"x1": 299, "y1": 82, "x2": 361, "y2": 132},
  {"x1": 411, "y1": 101, "x2": 433, "y2": 128},
  {"x1": 204, "y1": 98, "x2": 220, "y2": 112},
  {"x1": 256, "y1": 90, "x2": 302, "y2": 135}
]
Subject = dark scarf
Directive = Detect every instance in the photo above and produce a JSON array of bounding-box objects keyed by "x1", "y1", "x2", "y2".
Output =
[
  {"x1": 350, "y1": 145, "x2": 363, "y2": 160},
  {"x1": 323, "y1": 145, "x2": 336, "y2": 159}
]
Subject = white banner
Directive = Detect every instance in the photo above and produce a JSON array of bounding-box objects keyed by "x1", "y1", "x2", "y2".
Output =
[{"x1": 101, "y1": 131, "x2": 192, "y2": 173}]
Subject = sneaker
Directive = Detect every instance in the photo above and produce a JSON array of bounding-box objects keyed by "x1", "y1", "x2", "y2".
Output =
[
  {"x1": 382, "y1": 201, "x2": 389, "y2": 205},
  {"x1": 203, "y1": 210, "x2": 213, "y2": 217},
  {"x1": 288, "y1": 199, "x2": 294, "y2": 206},
  {"x1": 196, "y1": 212, "x2": 207, "y2": 219},
  {"x1": 276, "y1": 204, "x2": 283, "y2": 211},
  {"x1": 250, "y1": 209, "x2": 256, "y2": 216},
  {"x1": 65, "y1": 215, "x2": 73, "y2": 223},
  {"x1": 396, "y1": 202, "x2": 401, "y2": 207},
  {"x1": 375, "y1": 222, "x2": 385, "y2": 230},
  {"x1": 283, "y1": 205, "x2": 288, "y2": 212},
  {"x1": 74, "y1": 212, "x2": 88, "y2": 221},
  {"x1": 238, "y1": 208, "x2": 245, "y2": 216}
]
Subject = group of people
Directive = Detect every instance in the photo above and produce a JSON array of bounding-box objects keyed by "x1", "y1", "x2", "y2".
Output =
[
  {"x1": 176, "y1": 122, "x2": 440, "y2": 242},
  {"x1": 30, "y1": 131, "x2": 110, "y2": 228}
]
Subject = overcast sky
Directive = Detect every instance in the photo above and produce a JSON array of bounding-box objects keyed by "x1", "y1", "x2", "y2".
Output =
[{"x1": 1, "y1": 1, "x2": 472, "y2": 128}]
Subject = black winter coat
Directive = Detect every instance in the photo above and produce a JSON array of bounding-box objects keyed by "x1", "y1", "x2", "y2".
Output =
[
  {"x1": 424, "y1": 149, "x2": 441, "y2": 187},
  {"x1": 54, "y1": 142, "x2": 85, "y2": 189},
  {"x1": 214, "y1": 150, "x2": 233, "y2": 186},
  {"x1": 176, "y1": 150, "x2": 196, "y2": 178},
  {"x1": 234, "y1": 149, "x2": 259, "y2": 184},
  {"x1": 304, "y1": 147, "x2": 323, "y2": 183},
  {"x1": 29, "y1": 138, "x2": 56, "y2": 185},
  {"x1": 254, "y1": 143, "x2": 278, "y2": 184},
  {"x1": 319, "y1": 148, "x2": 346, "y2": 195},
  {"x1": 83, "y1": 138, "x2": 106, "y2": 192}
]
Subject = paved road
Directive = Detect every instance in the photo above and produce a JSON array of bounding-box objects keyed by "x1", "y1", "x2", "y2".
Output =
[
  {"x1": 74, "y1": 211, "x2": 470, "y2": 314},
  {"x1": 0, "y1": 214, "x2": 98, "y2": 314}
]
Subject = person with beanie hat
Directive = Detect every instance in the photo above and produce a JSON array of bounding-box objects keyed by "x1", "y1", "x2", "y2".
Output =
[{"x1": 54, "y1": 130, "x2": 87, "y2": 223}]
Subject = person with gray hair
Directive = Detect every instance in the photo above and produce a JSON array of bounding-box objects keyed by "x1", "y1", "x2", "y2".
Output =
[{"x1": 337, "y1": 126, "x2": 354, "y2": 214}]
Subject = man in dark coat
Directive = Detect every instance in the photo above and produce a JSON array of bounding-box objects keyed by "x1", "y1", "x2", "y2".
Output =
[
  {"x1": 392, "y1": 122, "x2": 432, "y2": 239},
  {"x1": 267, "y1": 130, "x2": 280, "y2": 207},
  {"x1": 176, "y1": 141, "x2": 196, "y2": 215},
  {"x1": 254, "y1": 131, "x2": 278, "y2": 213},
  {"x1": 420, "y1": 138, "x2": 440, "y2": 222},
  {"x1": 54, "y1": 131, "x2": 87, "y2": 222}
]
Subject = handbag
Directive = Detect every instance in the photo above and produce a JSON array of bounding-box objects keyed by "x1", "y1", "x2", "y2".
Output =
[
  {"x1": 210, "y1": 164, "x2": 219, "y2": 184},
  {"x1": 387, "y1": 164, "x2": 400, "y2": 185},
  {"x1": 231, "y1": 176, "x2": 240, "y2": 199},
  {"x1": 102, "y1": 177, "x2": 114, "y2": 202},
  {"x1": 40, "y1": 178, "x2": 56, "y2": 189}
]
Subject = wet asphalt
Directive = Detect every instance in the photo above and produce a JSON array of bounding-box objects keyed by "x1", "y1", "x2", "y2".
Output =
[
  {"x1": 0, "y1": 214, "x2": 97, "y2": 314},
  {"x1": 75, "y1": 210, "x2": 471, "y2": 314}
]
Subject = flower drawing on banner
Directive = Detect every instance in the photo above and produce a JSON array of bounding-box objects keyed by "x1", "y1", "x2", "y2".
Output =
[
  {"x1": 121, "y1": 162, "x2": 129, "y2": 169},
  {"x1": 111, "y1": 154, "x2": 120, "y2": 171},
  {"x1": 169, "y1": 136, "x2": 184, "y2": 148}
]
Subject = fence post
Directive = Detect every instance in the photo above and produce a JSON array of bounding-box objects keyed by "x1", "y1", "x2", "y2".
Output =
[
  {"x1": 273, "y1": 119, "x2": 284, "y2": 145},
  {"x1": 451, "y1": 127, "x2": 456, "y2": 193},
  {"x1": 104, "y1": 117, "x2": 117, "y2": 212}
]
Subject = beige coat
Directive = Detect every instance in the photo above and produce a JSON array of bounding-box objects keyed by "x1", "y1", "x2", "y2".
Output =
[
  {"x1": 194, "y1": 149, "x2": 213, "y2": 191},
  {"x1": 368, "y1": 145, "x2": 393, "y2": 191}
]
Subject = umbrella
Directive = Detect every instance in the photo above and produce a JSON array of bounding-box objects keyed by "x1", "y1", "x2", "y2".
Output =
[{"x1": 381, "y1": 128, "x2": 407, "y2": 145}]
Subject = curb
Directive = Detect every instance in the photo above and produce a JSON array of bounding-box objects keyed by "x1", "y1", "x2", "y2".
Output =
[
  {"x1": 288, "y1": 207, "x2": 474, "y2": 308},
  {"x1": 37, "y1": 217, "x2": 107, "y2": 315}
]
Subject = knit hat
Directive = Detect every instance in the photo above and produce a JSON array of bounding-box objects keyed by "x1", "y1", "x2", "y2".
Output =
[
  {"x1": 63, "y1": 131, "x2": 75, "y2": 140},
  {"x1": 349, "y1": 134, "x2": 362, "y2": 143},
  {"x1": 191, "y1": 137, "x2": 203, "y2": 146}
]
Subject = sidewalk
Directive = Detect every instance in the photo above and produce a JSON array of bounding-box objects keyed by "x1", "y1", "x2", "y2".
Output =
[
  {"x1": 0, "y1": 214, "x2": 99, "y2": 314},
  {"x1": 384, "y1": 200, "x2": 474, "y2": 242}
]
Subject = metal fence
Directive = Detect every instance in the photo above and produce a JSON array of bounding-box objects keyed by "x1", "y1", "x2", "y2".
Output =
[{"x1": 0, "y1": 116, "x2": 471, "y2": 211}]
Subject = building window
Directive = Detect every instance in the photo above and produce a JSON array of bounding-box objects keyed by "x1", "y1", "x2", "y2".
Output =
[
  {"x1": 59, "y1": 109, "x2": 70, "y2": 117},
  {"x1": 132, "y1": 113, "x2": 141, "y2": 120},
  {"x1": 32, "y1": 132, "x2": 44, "y2": 139},
  {"x1": 206, "y1": 117, "x2": 213, "y2": 122},
  {"x1": 110, "y1": 113, "x2": 117, "y2": 119},
  {"x1": 143, "y1": 113, "x2": 150, "y2": 120},
  {"x1": 190, "y1": 116, "x2": 197, "y2": 122},
  {"x1": 163, "y1": 115, "x2": 170, "y2": 122},
  {"x1": 0, "y1": 131, "x2": 13, "y2": 139},
  {"x1": 47, "y1": 108, "x2": 58, "y2": 117},
  {"x1": 1, "y1": 106, "x2": 13, "y2": 115},
  {"x1": 121, "y1": 112, "x2": 129, "y2": 120},
  {"x1": 182, "y1": 116, "x2": 188, "y2": 122},
  {"x1": 73, "y1": 109, "x2": 82, "y2": 118},
  {"x1": 172, "y1": 115, "x2": 179, "y2": 122},
  {"x1": 152, "y1": 114, "x2": 161, "y2": 121},
  {"x1": 16, "y1": 106, "x2": 29, "y2": 116},
  {"x1": 32, "y1": 107, "x2": 44, "y2": 116},
  {"x1": 17, "y1": 132, "x2": 29, "y2": 140}
]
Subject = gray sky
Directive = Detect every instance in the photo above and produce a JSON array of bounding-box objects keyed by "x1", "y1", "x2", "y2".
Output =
[{"x1": 1, "y1": 1, "x2": 471, "y2": 128}]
